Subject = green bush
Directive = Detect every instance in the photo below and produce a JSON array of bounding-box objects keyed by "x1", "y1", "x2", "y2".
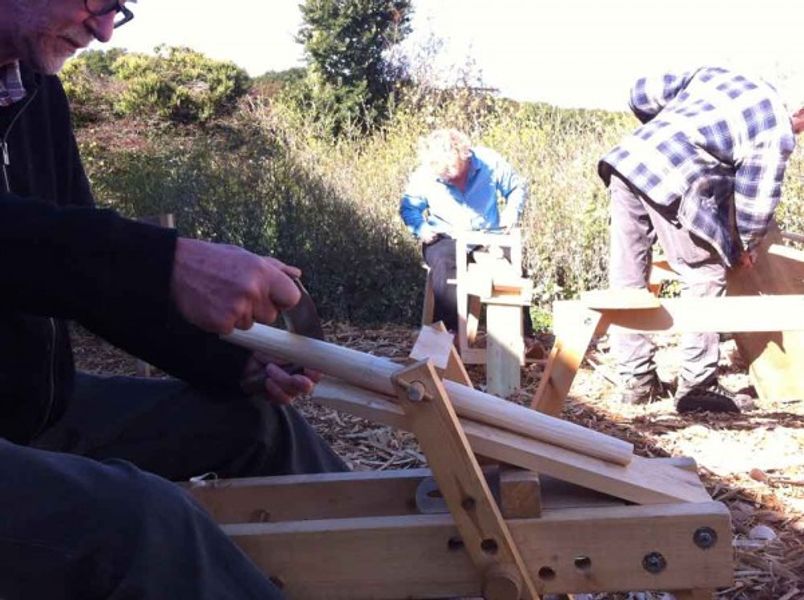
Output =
[
  {"x1": 79, "y1": 80, "x2": 804, "y2": 326},
  {"x1": 111, "y1": 46, "x2": 251, "y2": 124},
  {"x1": 62, "y1": 50, "x2": 125, "y2": 124}
]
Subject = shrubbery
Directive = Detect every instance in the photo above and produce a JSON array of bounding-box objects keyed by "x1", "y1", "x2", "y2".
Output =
[
  {"x1": 72, "y1": 48, "x2": 804, "y2": 326},
  {"x1": 63, "y1": 46, "x2": 250, "y2": 125}
]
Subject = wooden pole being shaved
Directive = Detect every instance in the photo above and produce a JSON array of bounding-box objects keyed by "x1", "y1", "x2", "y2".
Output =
[{"x1": 223, "y1": 324, "x2": 634, "y2": 467}]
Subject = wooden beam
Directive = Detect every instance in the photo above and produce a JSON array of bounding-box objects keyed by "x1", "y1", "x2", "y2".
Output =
[
  {"x1": 485, "y1": 302, "x2": 523, "y2": 396},
  {"x1": 531, "y1": 303, "x2": 604, "y2": 416},
  {"x1": 582, "y1": 295, "x2": 804, "y2": 334},
  {"x1": 392, "y1": 360, "x2": 539, "y2": 598},
  {"x1": 223, "y1": 325, "x2": 635, "y2": 467},
  {"x1": 185, "y1": 468, "x2": 541, "y2": 524},
  {"x1": 311, "y1": 378, "x2": 710, "y2": 505},
  {"x1": 224, "y1": 502, "x2": 732, "y2": 598},
  {"x1": 581, "y1": 288, "x2": 661, "y2": 310}
]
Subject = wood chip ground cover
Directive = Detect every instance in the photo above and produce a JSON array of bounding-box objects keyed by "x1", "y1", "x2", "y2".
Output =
[{"x1": 72, "y1": 324, "x2": 803, "y2": 600}]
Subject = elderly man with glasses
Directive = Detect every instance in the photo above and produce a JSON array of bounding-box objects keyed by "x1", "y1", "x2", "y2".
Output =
[{"x1": 0, "y1": 2, "x2": 345, "y2": 597}]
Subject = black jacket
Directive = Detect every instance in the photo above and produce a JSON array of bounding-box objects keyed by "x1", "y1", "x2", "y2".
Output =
[{"x1": 0, "y1": 64, "x2": 251, "y2": 444}]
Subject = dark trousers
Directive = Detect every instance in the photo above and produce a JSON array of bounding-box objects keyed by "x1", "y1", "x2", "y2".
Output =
[
  {"x1": 0, "y1": 373, "x2": 347, "y2": 599},
  {"x1": 608, "y1": 172, "x2": 726, "y2": 385},
  {"x1": 423, "y1": 236, "x2": 534, "y2": 335}
]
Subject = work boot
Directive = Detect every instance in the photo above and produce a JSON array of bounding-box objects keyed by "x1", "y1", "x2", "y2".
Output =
[
  {"x1": 675, "y1": 378, "x2": 754, "y2": 414},
  {"x1": 617, "y1": 372, "x2": 666, "y2": 405}
]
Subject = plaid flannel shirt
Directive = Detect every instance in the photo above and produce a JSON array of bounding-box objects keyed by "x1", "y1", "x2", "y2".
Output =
[
  {"x1": 0, "y1": 61, "x2": 26, "y2": 107},
  {"x1": 599, "y1": 66, "x2": 796, "y2": 266}
]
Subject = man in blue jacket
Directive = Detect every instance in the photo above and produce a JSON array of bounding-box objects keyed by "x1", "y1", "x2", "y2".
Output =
[
  {"x1": 400, "y1": 128, "x2": 535, "y2": 340},
  {"x1": 0, "y1": 1, "x2": 345, "y2": 598},
  {"x1": 599, "y1": 67, "x2": 804, "y2": 413}
]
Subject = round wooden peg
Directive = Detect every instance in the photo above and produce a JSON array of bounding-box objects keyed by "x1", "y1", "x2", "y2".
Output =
[{"x1": 482, "y1": 563, "x2": 522, "y2": 600}]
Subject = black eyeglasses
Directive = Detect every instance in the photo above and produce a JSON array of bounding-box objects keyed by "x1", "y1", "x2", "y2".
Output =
[{"x1": 84, "y1": 0, "x2": 135, "y2": 28}]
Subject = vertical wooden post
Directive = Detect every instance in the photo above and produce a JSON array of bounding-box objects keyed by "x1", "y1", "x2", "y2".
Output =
[
  {"x1": 486, "y1": 301, "x2": 523, "y2": 397},
  {"x1": 421, "y1": 265, "x2": 435, "y2": 326}
]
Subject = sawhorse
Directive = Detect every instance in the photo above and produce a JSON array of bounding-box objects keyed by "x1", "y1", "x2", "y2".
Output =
[{"x1": 531, "y1": 289, "x2": 804, "y2": 416}]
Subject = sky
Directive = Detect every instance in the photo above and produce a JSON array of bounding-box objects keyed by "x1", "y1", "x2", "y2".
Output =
[{"x1": 104, "y1": 0, "x2": 804, "y2": 111}]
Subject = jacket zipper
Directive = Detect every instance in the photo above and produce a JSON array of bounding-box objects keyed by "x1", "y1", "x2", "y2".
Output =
[
  {"x1": 1, "y1": 87, "x2": 56, "y2": 436},
  {"x1": 1, "y1": 87, "x2": 38, "y2": 193}
]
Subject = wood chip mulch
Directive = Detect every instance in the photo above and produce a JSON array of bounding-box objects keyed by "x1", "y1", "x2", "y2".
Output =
[{"x1": 71, "y1": 323, "x2": 804, "y2": 600}]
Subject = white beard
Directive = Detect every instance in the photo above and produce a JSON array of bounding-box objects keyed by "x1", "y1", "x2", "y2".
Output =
[{"x1": 8, "y1": 0, "x2": 91, "y2": 74}]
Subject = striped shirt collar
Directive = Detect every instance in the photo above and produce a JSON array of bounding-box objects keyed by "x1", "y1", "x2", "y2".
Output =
[{"x1": 0, "y1": 61, "x2": 27, "y2": 107}]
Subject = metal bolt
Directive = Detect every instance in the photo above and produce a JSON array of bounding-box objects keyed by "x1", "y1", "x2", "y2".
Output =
[
  {"x1": 642, "y1": 552, "x2": 667, "y2": 574},
  {"x1": 693, "y1": 527, "x2": 718, "y2": 549},
  {"x1": 407, "y1": 382, "x2": 426, "y2": 402},
  {"x1": 253, "y1": 509, "x2": 271, "y2": 523}
]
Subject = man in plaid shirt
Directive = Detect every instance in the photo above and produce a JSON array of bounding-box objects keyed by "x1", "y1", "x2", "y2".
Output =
[{"x1": 599, "y1": 66, "x2": 804, "y2": 413}]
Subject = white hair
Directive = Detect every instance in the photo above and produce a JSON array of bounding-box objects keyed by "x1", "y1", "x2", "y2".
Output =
[{"x1": 417, "y1": 129, "x2": 472, "y2": 179}]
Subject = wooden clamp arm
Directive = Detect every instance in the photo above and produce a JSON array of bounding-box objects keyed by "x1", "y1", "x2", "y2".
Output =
[{"x1": 391, "y1": 360, "x2": 540, "y2": 600}]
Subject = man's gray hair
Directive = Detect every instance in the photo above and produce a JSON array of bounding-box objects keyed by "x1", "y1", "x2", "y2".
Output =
[{"x1": 417, "y1": 128, "x2": 472, "y2": 179}]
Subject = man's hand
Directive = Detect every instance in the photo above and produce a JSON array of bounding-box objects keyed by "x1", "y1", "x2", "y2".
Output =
[
  {"x1": 240, "y1": 352, "x2": 322, "y2": 404},
  {"x1": 419, "y1": 230, "x2": 438, "y2": 245},
  {"x1": 171, "y1": 238, "x2": 301, "y2": 334}
]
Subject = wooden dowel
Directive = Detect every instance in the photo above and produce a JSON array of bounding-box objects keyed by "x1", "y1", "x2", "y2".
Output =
[{"x1": 223, "y1": 325, "x2": 634, "y2": 467}]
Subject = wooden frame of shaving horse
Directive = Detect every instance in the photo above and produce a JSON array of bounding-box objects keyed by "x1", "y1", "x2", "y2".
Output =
[
  {"x1": 531, "y1": 222, "x2": 804, "y2": 416},
  {"x1": 183, "y1": 322, "x2": 734, "y2": 599},
  {"x1": 423, "y1": 228, "x2": 533, "y2": 397}
]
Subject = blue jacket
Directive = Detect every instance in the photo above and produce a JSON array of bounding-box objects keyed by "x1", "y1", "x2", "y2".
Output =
[{"x1": 399, "y1": 146, "x2": 527, "y2": 240}]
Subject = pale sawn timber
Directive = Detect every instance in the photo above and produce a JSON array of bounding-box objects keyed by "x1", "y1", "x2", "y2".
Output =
[{"x1": 223, "y1": 324, "x2": 634, "y2": 467}]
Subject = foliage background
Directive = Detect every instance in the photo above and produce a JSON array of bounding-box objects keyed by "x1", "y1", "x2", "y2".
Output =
[{"x1": 64, "y1": 48, "x2": 804, "y2": 326}]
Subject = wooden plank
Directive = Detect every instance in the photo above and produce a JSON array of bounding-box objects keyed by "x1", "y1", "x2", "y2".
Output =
[
  {"x1": 420, "y1": 265, "x2": 434, "y2": 326},
  {"x1": 186, "y1": 470, "x2": 424, "y2": 524},
  {"x1": 392, "y1": 361, "x2": 539, "y2": 598},
  {"x1": 467, "y1": 294, "x2": 482, "y2": 347},
  {"x1": 727, "y1": 223, "x2": 804, "y2": 402},
  {"x1": 456, "y1": 234, "x2": 473, "y2": 359},
  {"x1": 186, "y1": 468, "x2": 541, "y2": 524},
  {"x1": 595, "y1": 296, "x2": 804, "y2": 334},
  {"x1": 224, "y1": 502, "x2": 732, "y2": 598},
  {"x1": 531, "y1": 302, "x2": 604, "y2": 416},
  {"x1": 581, "y1": 288, "x2": 661, "y2": 310},
  {"x1": 311, "y1": 379, "x2": 709, "y2": 505},
  {"x1": 465, "y1": 419, "x2": 712, "y2": 505},
  {"x1": 486, "y1": 303, "x2": 523, "y2": 396},
  {"x1": 224, "y1": 325, "x2": 635, "y2": 467}
]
